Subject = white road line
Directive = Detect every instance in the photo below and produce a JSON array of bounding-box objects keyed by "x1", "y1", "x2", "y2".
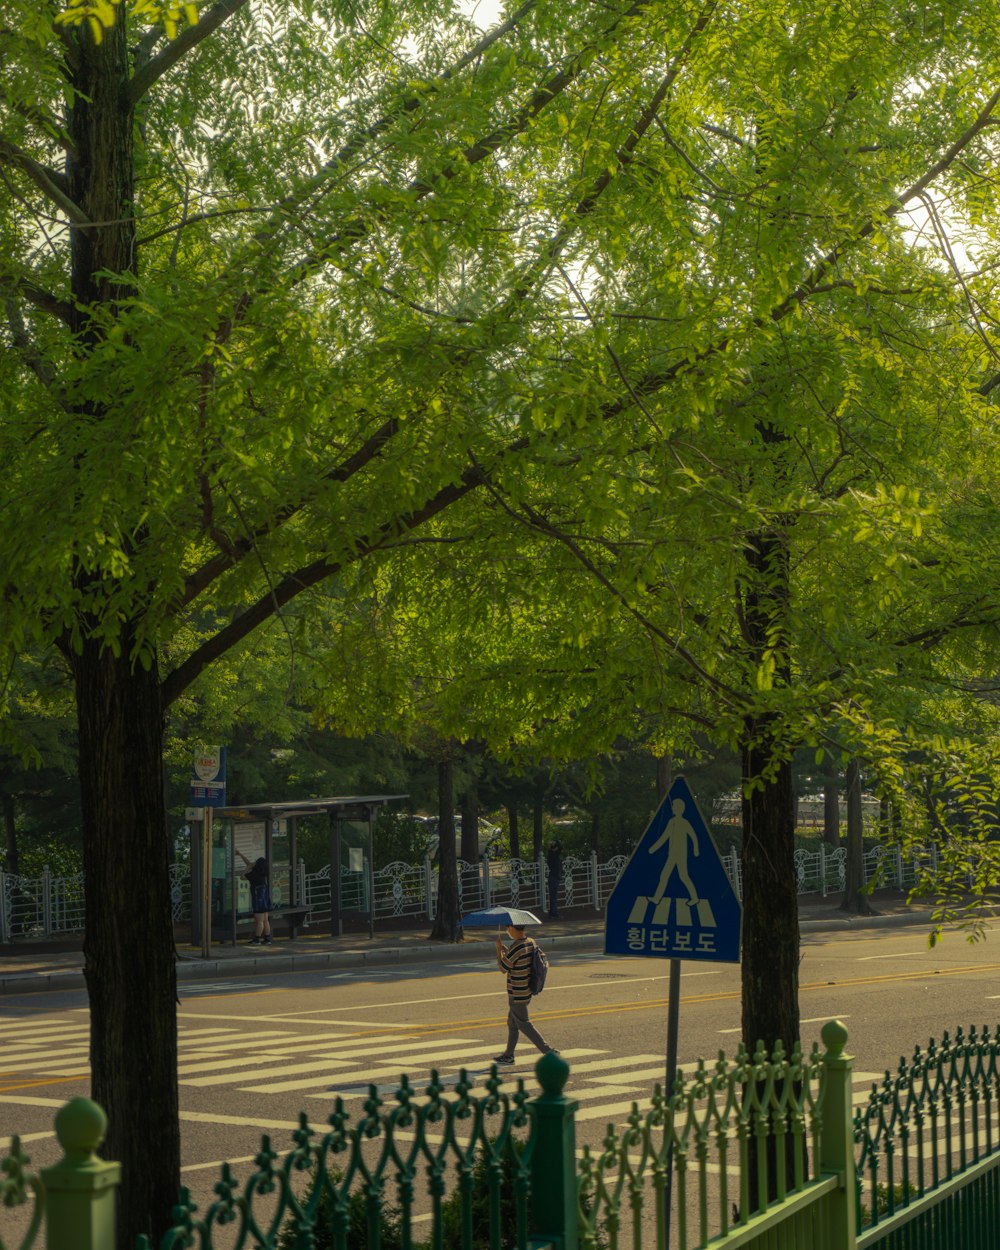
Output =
[
  {"x1": 177, "y1": 1053, "x2": 352, "y2": 1076},
  {"x1": 177, "y1": 1011, "x2": 403, "y2": 1028},
  {"x1": 246, "y1": 973, "x2": 722, "y2": 1020},
  {"x1": 179, "y1": 1031, "x2": 307, "y2": 1050},
  {"x1": 182, "y1": 1154, "x2": 259, "y2": 1174},
  {"x1": 0, "y1": 1094, "x2": 66, "y2": 1108},
  {"x1": 1, "y1": 1045, "x2": 90, "y2": 1063},
  {"x1": 176, "y1": 1029, "x2": 244, "y2": 1039},
  {"x1": 180, "y1": 1056, "x2": 364, "y2": 1088},
  {"x1": 301, "y1": 1049, "x2": 610, "y2": 1098},
  {"x1": 180, "y1": 1111, "x2": 301, "y2": 1130},
  {"x1": 181, "y1": 1036, "x2": 487, "y2": 1088},
  {"x1": 175, "y1": 1031, "x2": 370, "y2": 1056},
  {"x1": 857, "y1": 952, "x2": 926, "y2": 961},
  {"x1": 180, "y1": 983, "x2": 265, "y2": 993},
  {"x1": 239, "y1": 1044, "x2": 533, "y2": 1095}
]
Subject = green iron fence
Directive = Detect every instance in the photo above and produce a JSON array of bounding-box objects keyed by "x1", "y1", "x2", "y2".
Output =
[
  {"x1": 6, "y1": 1020, "x2": 1000, "y2": 1250},
  {"x1": 855, "y1": 1025, "x2": 1000, "y2": 1249}
]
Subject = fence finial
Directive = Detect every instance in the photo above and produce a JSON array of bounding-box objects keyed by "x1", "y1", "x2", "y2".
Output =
[
  {"x1": 536, "y1": 1049, "x2": 569, "y2": 1098},
  {"x1": 821, "y1": 1018, "x2": 849, "y2": 1059},
  {"x1": 41, "y1": 1099, "x2": 121, "y2": 1250}
]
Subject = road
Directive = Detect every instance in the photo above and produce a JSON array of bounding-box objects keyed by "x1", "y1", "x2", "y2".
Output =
[{"x1": 3, "y1": 923, "x2": 1000, "y2": 1223}]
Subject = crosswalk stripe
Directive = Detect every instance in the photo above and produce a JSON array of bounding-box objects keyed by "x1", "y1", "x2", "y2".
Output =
[
  {"x1": 2, "y1": 1030, "x2": 88, "y2": 1043},
  {"x1": 233, "y1": 1042, "x2": 543, "y2": 1095},
  {"x1": 0, "y1": 1022, "x2": 83, "y2": 1035},
  {"x1": 1, "y1": 1045, "x2": 90, "y2": 1063},
  {"x1": 180, "y1": 1056, "x2": 364, "y2": 1088},
  {"x1": 298, "y1": 1049, "x2": 610, "y2": 1099},
  {"x1": 180, "y1": 1036, "x2": 484, "y2": 1088},
  {"x1": 177, "y1": 1029, "x2": 245, "y2": 1038}
]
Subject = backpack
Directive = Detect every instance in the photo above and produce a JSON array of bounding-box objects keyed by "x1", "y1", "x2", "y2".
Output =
[{"x1": 528, "y1": 940, "x2": 549, "y2": 996}]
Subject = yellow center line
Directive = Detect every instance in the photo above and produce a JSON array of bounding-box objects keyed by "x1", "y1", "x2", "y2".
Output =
[{"x1": 0, "y1": 1073, "x2": 90, "y2": 1093}]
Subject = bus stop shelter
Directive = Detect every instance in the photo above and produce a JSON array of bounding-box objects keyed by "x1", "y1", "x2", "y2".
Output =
[{"x1": 190, "y1": 794, "x2": 406, "y2": 948}]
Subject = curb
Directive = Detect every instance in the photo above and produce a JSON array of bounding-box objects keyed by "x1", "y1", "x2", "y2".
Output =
[{"x1": 0, "y1": 910, "x2": 937, "y2": 997}]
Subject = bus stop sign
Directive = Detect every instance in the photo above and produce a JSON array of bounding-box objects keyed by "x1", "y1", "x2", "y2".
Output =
[{"x1": 605, "y1": 776, "x2": 741, "y2": 963}]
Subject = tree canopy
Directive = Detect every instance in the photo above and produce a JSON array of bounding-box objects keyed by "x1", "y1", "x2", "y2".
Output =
[{"x1": 5, "y1": 0, "x2": 1000, "y2": 1238}]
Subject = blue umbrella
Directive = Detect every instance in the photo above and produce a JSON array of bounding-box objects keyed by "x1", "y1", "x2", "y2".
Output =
[{"x1": 462, "y1": 906, "x2": 542, "y2": 929}]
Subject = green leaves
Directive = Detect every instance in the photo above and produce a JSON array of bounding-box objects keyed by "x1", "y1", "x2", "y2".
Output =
[{"x1": 57, "y1": 0, "x2": 199, "y2": 42}]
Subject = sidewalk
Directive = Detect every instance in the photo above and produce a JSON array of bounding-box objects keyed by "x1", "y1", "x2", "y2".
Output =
[{"x1": 0, "y1": 892, "x2": 939, "y2": 996}]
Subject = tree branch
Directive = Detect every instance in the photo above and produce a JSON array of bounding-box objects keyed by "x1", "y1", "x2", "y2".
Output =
[
  {"x1": 4, "y1": 297, "x2": 58, "y2": 389},
  {"x1": 597, "y1": 82, "x2": 1000, "y2": 421},
  {"x1": 171, "y1": 416, "x2": 403, "y2": 613},
  {"x1": 128, "y1": 0, "x2": 251, "y2": 105},
  {"x1": 161, "y1": 460, "x2": 491, "y2": 705},
  {"x1": 0, "y1": 137, "x2": 89, "y2": 223},
  {"x1": 288, "y1": 0, "x2": 654, "y2": 283},
  {"x1": 0, "y1": 272, "x2": 74, "y2": 325}
]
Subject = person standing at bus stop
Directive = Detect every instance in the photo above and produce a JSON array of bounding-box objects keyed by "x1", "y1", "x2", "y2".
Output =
[{"x1": 237, "y1": 849, "x2": 272, "y2": 945}]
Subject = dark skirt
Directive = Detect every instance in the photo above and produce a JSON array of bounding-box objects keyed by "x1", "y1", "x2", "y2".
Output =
[{"x1": 250, "y1": 882, "x2": 272, "y2": 913}]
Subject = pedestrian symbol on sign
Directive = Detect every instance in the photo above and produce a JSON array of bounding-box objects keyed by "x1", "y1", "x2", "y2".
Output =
[{"x1": 605, "y1": 778, "x2": 741, "y2": 963}]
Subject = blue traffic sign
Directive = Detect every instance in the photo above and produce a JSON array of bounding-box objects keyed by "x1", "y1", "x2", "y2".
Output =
[{"x1": 605, "y1": 777, "x2": 741, "y2": 962}]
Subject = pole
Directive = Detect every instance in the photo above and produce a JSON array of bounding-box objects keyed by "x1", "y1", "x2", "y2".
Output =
[
  {"x1": 656, "y1": 752, "x2": 678, "y2": 1248},
  {"x1": 663, "y1": 957, "x2": 681, "y2": 1247},
  {"x1": 329, "y1": 812, "x2": 343, "y2": 936},
  {"x1": 201, "y1": 807, "x2": 212, "y2": 958},
  {"x1": 367, "y1": 809, "x2": 375, "y2": 941}
]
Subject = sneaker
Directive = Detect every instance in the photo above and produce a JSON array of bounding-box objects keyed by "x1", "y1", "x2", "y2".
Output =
[
  {"x1": 248, "y1": 937, "x2": 262, "y2": 945},
  {"x1": 261, "y1": 936, "x2": 273, "y2": 945},
  {"x1": 493, "y1": 1054, "x2": 515, "y2": 1065}
]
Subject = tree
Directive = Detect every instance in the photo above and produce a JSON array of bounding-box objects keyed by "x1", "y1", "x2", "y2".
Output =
[
  {"x1": 4, "y1": 0, "x2": 711, "y2": 1236},
  {"x1": 6, "y1": 0, "x2": 1000, "y2": 1238}
]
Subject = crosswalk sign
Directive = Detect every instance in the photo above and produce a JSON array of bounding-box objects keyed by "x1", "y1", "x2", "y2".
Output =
[{"x1": 605, "y1": 776, "x2": 741, "y2": 962}]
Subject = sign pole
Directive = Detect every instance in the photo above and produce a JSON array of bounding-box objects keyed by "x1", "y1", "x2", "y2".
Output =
[
  {"x1": 201, "y1": 806, "x2": 212, "y2": 959},
  {"x1": 664, "y1": 957, "x2": 680, "y2": 1246},
  {"x1": 658, "y1": 758, "x2": 680, "y2": 1249}
]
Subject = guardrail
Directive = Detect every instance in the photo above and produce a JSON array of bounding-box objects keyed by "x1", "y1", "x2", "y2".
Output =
[{"x1": 0, "y1": 843, "x2": 936, "y2": 943}]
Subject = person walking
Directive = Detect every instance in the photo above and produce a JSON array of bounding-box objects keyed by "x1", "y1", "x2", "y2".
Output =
[
  {"x1": 546, "y1": 839, "x2": 563, "y2": 918},
  {"x1": 493, "y1": 924, "x2": 555, "y2": 1065},
  {"x1": 237, "y1": 850, "x2": 273, "y2": 945}
]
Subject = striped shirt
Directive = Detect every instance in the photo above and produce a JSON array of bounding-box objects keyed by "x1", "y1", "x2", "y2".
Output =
[{"x1": 498, "y1": 937, "x2": 534, "y2": 1002}]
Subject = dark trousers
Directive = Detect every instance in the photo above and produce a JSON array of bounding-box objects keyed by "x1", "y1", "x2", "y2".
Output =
[
  {"x1": 548, "y1": 874, "x2": 559, "y2": 917},
  {"x1": 505, "y1": 997, "x2": 550, "y2": 1055}
]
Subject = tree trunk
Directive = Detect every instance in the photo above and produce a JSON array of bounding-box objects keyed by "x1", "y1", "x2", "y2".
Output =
[
  {"x1": 738, "y1": 509, "x2": 801, "y2": 1211},
  {"x1": 738, "y1": 518, "x2": 799, "y2": 1059},
  {"x1": 741, "y1": 728, "x2": 800, "y2": 1211},
  {"x1": 2, "y1": 791, "x2": 18, "y2": 876},
  {"x1": 740, "y1": 733, "x2": 800, "y2": 1058},
  {"x1": 460, "y1": 773, "x2": 479, "y2": 865},
  {"x1": 71, "y1": 639, "x2": 180, "y2": 1248},
  {"x1": 840, "y1": 757, "x2": 874, "y2": 914},
  {"x1": 431, "y1": 758, "x2": 462, "y2": 941},
  {"x1": 507, "y1": 804, "x2": 520, "y2": 860},
  {"x1": 62, "y1": 13, "x2": 179, "y2": 1246}
]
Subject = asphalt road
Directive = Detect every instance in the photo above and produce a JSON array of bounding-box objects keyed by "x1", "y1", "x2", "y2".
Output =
[{"x1": 3, "y1": 923, "x2": 1000, "y2": 1222}]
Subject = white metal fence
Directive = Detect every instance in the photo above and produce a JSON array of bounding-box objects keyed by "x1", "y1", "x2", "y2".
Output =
[{"x1": 0, "y1": 841, "x2": 936, "y2": 941}]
